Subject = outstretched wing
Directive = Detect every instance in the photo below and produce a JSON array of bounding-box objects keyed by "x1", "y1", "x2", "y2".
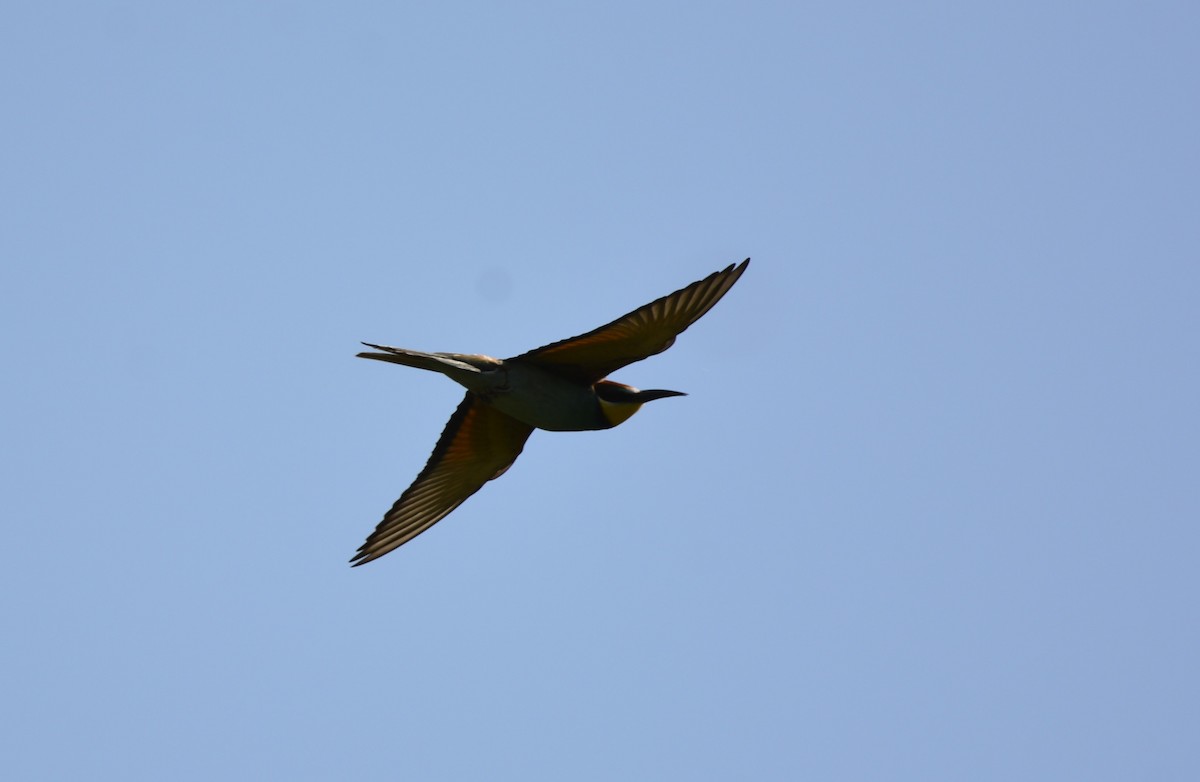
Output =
[
  {"x1": 511, "y1": 258, "x2": 749, "y2": 383},
  {"x1": 351, "y1": 394, "x2": 534, "y2": 565}
]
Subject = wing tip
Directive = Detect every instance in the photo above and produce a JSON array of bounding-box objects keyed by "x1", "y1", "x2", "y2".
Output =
[{"x1": 349, "y1": 544, "x2": 377, "y2": 567}]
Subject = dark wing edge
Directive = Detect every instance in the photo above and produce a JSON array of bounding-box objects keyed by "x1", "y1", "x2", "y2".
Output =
[
  {"x1": 350, "y1": 394, "x2": 534, "y2": 566},
  {"x1": 511, "y1": 258, "x2": 750, "y2": 383}
]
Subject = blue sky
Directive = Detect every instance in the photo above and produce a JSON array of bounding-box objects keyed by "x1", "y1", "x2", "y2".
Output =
[{"x1": 3, "y1": 2, "x2": 1197, "y2": 779}]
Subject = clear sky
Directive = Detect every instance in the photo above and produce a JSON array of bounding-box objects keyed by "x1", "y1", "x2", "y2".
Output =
[{"x1": 3, "y1": 2, "x2": 1197, "y2": 779}]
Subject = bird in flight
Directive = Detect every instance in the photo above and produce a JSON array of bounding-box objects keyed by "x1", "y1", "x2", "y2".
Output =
[{"x1": 351, "y1": 258, "x2": 750, "y2": 565}]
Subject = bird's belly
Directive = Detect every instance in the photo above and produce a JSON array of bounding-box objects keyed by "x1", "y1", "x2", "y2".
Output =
[{"x1": 486, "y1": 364, "x2": 607, "y2": 432}]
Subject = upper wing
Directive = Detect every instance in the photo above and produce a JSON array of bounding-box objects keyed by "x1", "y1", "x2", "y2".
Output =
[
  {"x1": 511, "y1": 258, "x2": 749, "y2": 383},
  {"x1": 351, "y1": 394, "x2": 534, "y2": 565}
]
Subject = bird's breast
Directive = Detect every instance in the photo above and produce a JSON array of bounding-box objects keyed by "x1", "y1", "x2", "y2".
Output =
[{"x1": 484, "y1": 362, "x2": 609, "y2": 432}]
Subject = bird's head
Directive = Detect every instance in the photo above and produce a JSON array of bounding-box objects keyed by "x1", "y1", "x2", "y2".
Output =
[{"x1": 594, "y1": 380, "x2": 686, "y2": 427}]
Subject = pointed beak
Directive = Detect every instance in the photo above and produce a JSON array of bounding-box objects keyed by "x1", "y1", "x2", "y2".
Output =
[{"x1": 633, "y1": 389, "x2": 687, "y2": 402}]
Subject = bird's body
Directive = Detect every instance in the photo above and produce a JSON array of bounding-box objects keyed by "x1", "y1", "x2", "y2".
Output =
[
  {"x1": 359, "y1": 348, "x2": 639, "y2": 431},
  {"x1": 352, "y1": 258, "x2": 749, "y2": 565}
]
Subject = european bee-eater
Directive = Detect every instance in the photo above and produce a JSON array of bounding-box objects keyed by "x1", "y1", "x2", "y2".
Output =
[{"x1": 352, "y1": 258, "x2": 749, "y2": 565}]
